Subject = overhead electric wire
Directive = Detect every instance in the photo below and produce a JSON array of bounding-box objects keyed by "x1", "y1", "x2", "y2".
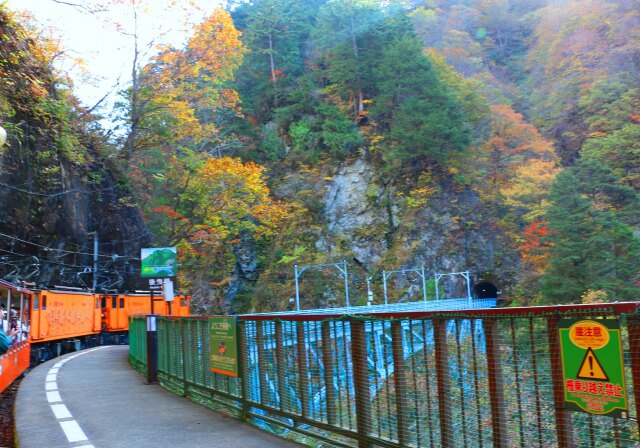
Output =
[
  {"x1": 0, "y1": 231, "x2": 116, "y2": 259},
  {"x1": 0, "y1": 181, "x2": 80, "y2": 197}
]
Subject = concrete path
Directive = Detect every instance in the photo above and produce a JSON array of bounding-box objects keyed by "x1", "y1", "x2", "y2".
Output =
[{"x1": 16, "y1": 345, "x2": 303, "y2": 448}]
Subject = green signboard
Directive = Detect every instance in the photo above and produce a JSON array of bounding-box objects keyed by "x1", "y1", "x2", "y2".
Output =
[
  {"x1": 209, "y1": 317, "x2": 238, "y2": 377},
  {"x1": 140, "y1": 247, "x2": 177, "y2": 278},
  {"x1": 559, "y1": 318, "x2": 628, "y2": 418}
]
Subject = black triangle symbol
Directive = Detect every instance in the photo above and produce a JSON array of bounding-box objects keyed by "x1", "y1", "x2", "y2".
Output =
[{"x1": 576, "y1": 347, "x2": 609, "y2": 381}]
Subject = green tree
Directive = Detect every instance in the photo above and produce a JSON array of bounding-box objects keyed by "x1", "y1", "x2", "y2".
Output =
[
  {"x1": 233, "y1": 0, "x2": 322, "y2": 122},
  {"x1": 541, "y1": 170, "x2": 640, "y2": 303},
  {"x1": 313, "y1": 0, "x2": 384, "y2": 118},
  {"x1": 373, "y1": 17, "x2": 470, "y2": 169}
]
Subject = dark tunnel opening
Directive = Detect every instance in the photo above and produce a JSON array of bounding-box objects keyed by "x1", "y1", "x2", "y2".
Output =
[{"x1": 473, "y1": 281, "x2": 498, "y2": 299}]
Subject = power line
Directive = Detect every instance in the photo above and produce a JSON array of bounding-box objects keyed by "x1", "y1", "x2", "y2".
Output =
[
  {"x1": 0, "y1": 232, "x2": 112, "y2": 259},
  {"x1": 0, "y1": 181, "x2": 80, "y2": 197}
]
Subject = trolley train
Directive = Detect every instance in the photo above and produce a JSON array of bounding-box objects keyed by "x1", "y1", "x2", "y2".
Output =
[{"x1": 0, "y1": 279, "x2": 189, "y2": 393}]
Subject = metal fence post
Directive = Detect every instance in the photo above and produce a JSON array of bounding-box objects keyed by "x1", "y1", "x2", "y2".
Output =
[
  {"x1": 434, "y1": 319, "x2": 453, "y2": 447},
  {"x1": 627, "y1": 315, "x2": 640, "y2": 428},
  {"x1": 256, "y1": 321, "x2": 268, "y2": 405},
  {"x1": 181, "y1": 319, "x2": 188, "y2": 392},
  {"x1": 146, "y1": 315, "x2": 158, "y2": 384},
  {"x1": 547, "y1": 315, "x2": 574, "y2": 448},
  {"x1": 321, "y1": 320, "x2": 338, "y2": 426},
  {"x1": 296, "y1": 321, "x2": 310, "y2": 418},
  {"x1": 238, "y1": 321, "x2": 251, "y2": 420},
  {"x1": 275, "y1": 321, "x2": 287, "y2": 413},
  {"x1": 391, "y1": 320, "x2": 410, "y2": 446},
  {"x1": 484, "y1": 318, "x2": 508, "y2": 447},
  {"x1": 351, "y1": 319, "x2": 372, "y2": 448}
]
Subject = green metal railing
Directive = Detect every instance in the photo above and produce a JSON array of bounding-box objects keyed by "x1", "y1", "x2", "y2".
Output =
[{"x1": 129, "y1": 303, "x2": 640, "y2": 447}]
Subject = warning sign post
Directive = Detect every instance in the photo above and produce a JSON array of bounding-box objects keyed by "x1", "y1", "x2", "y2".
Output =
[{"x1": 559, "y1": 319, "x2": 628, "y2": 418}]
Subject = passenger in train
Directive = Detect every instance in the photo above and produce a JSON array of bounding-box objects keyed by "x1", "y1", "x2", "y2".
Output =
[
  {"x1": 9, "y1": 309, "x2": 28, "y2": 342},
  {"x1": 0, "y1": 326, "x2": 18, "y2": 355},
  {"x1": 0, "y1": 306, "x2": 7, "y2": 332}
]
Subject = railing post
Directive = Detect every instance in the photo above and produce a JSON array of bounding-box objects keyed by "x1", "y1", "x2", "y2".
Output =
[
  {"x1": 238, "y1": 321, "x2": 251, "y2": 420},
  {"x1": 296, "y1": 321, "x2": 310, "y2": 418},
  {"x1": 146, "y1": 315, "x2": 158, "y2": 384},
  {"x1": 627, "y1": 315, "x2": 640, "y2": 427},
  {"x1": 321, "y1": 320, "x2": 338, "y2": 426},
  {"x1": 547, "y1": 315, "x2": 574, "y2": 448},
  {"x1": 351, "y1": 319, "x2": 372, "y2": 447},
  {"x1": 256, "y1": 321, "x2": 268, "y2": 405},
  {"x1": 181, "y1": 319, "x2": 188, "y2": 392},
  {"x1": 275, "y1": 321, "x2": 287, "y2": 412},
  {"x1": 434, "y1": 319, "x2": 453, "y2": 448},
  {"x1": 391, "y1": 321, "x2": 410, "y2": 446},
  {"x1": 483, "y1": 318, "x2": 508, "y2": 447}
]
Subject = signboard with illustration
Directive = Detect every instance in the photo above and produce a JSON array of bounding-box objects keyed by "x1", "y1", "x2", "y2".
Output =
[
  {"x1": 559, "y1": 319, "x2": 628, "y2": 418},
  {"x1": 209, "y1": 317, "x2": 238, "y2": 377},
  {"x1": 140, "y1": 247, "x2": 177, "y2": 278}
]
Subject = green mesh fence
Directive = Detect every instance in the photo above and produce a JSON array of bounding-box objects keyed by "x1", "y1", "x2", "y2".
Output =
[
  {"x1": 130, "y1": 303, "x2": 640, "y2": 447},
  {"x1": 128, "y1": 315, "x2": 148, "y2": 376}
]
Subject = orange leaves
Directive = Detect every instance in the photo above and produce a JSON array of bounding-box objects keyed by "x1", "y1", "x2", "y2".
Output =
[
  {"x1": 150, "y1": 205, "x2": 186, "y2": 221},
  {"x1": 482, "y1": 104, "x2": 558, "y2": 206},
  {"x1": 518, "y1": 221, "x2": 555, "y2": 274},
  {"x1": 486, "y1": 104, "x2": 555, "y2": 161}
]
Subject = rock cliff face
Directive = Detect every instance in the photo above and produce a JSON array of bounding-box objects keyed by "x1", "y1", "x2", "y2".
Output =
[
  {"x1": 311, "y1": 157, "x2": 516, "y2": 302},
  {"x1": 321, "y1": 159, "x2": 391, "y2": 265},
  {"x1": 0, "y1": 9, "x2": 151, "y2": 290}
]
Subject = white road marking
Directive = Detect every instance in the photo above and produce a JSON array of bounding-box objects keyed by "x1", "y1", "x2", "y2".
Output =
[
  {"x1": 51, "y1": 403, "x2": 72, "y2": 419},
  {"x1": 59, "y1": 420, "x2": 88, "y2": 442},
  {"x1": 46, "y1": 391, "x2": 62, "y2": 403},
  {"x1": 45, "y1": 346, "x2": 111, "y2": 446}
]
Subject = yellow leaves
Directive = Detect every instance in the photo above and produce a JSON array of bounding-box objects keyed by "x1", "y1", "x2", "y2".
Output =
[
  {"x1": 136, "y1": 8, "x2": 246, "y2": 149},
  {"x1": 187, "y1": 8, "x2": 245, "y2": 83},
  {"x1": 406, "y1": 187, "x2": 436, "y2": 208},
  {"x1": 581, "y1": 289, "x2": 608, "y2": 304},
  {"x1": 404, "y1": 171, "x2": 438, "y2": 208},
  {"x1": 186, "y1": 157, "x2": 289, "y2": 241},
  {"x1": 502, "y1": 159, "x2": 561, "y2": 222}
]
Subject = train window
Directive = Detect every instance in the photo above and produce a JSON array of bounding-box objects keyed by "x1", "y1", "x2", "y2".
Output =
[
  {"x1": 96, "y1": 298, "x2": 101, "y2": 309},
  {"x1": 101, "y1": 297, "x2": 106, "y2": 308},
  {"x1": 112, "y1": 296, "x2": 117, "y2": 308},
  {"x1": 42, "y1": 295, "x2": 47, "y2": 310},
  {"x1": 33, "y1": 293, "x2": 39, "y2": 310},
  {"x1": 119, "y1": 298, "x2": 125, "y2": 308}
]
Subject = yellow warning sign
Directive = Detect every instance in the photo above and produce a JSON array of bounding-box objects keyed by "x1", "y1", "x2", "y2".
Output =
[
  {"x1": 577, "y1": 347, "x2": 609, "y2": 381},
  {"x1": 568, "y1": 320, "x2": 609, "y2": 349}
]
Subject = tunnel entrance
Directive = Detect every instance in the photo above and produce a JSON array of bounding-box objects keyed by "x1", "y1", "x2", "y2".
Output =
[{"x1": 473, "y1": 281, "x2": 498, "y2": 299}]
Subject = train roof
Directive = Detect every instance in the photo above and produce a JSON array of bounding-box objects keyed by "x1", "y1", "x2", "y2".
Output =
[{"x1": 0, "y1": 279, "x2": 33, "y2": 294}]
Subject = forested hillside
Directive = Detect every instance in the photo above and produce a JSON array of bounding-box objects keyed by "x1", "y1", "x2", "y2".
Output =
[{"x1": 0, "y1": 0, "x2": 638, "y2": 313}]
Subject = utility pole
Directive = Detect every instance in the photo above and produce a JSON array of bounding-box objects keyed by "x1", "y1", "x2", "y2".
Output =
[{"x1": 90, "y1": 232, "x2": 98, "y2": 291}]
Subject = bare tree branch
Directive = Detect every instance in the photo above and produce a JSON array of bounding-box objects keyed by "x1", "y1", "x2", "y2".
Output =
[{"x1": 50, "y1": 0, "x2": 106, "y2": 14}]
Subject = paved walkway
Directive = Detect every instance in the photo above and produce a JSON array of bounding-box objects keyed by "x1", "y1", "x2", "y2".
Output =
[{"x1": 16, "y1": 345, "x2": 303, "y2": 448}]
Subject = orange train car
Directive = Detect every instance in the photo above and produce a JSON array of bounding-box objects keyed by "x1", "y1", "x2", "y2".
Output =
[
  {"x1": 31, "y1": 288, "x2": 101, "y2": 343},
  {"x1": 99, "y1": 291, "x2": 190, "y2": 342},
  {"x1": 0, "y1": 282, "x2": 191, "y2": 393},
  {"x1": 0, "y1": 280, "x2": 32, "y2": 393}
]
